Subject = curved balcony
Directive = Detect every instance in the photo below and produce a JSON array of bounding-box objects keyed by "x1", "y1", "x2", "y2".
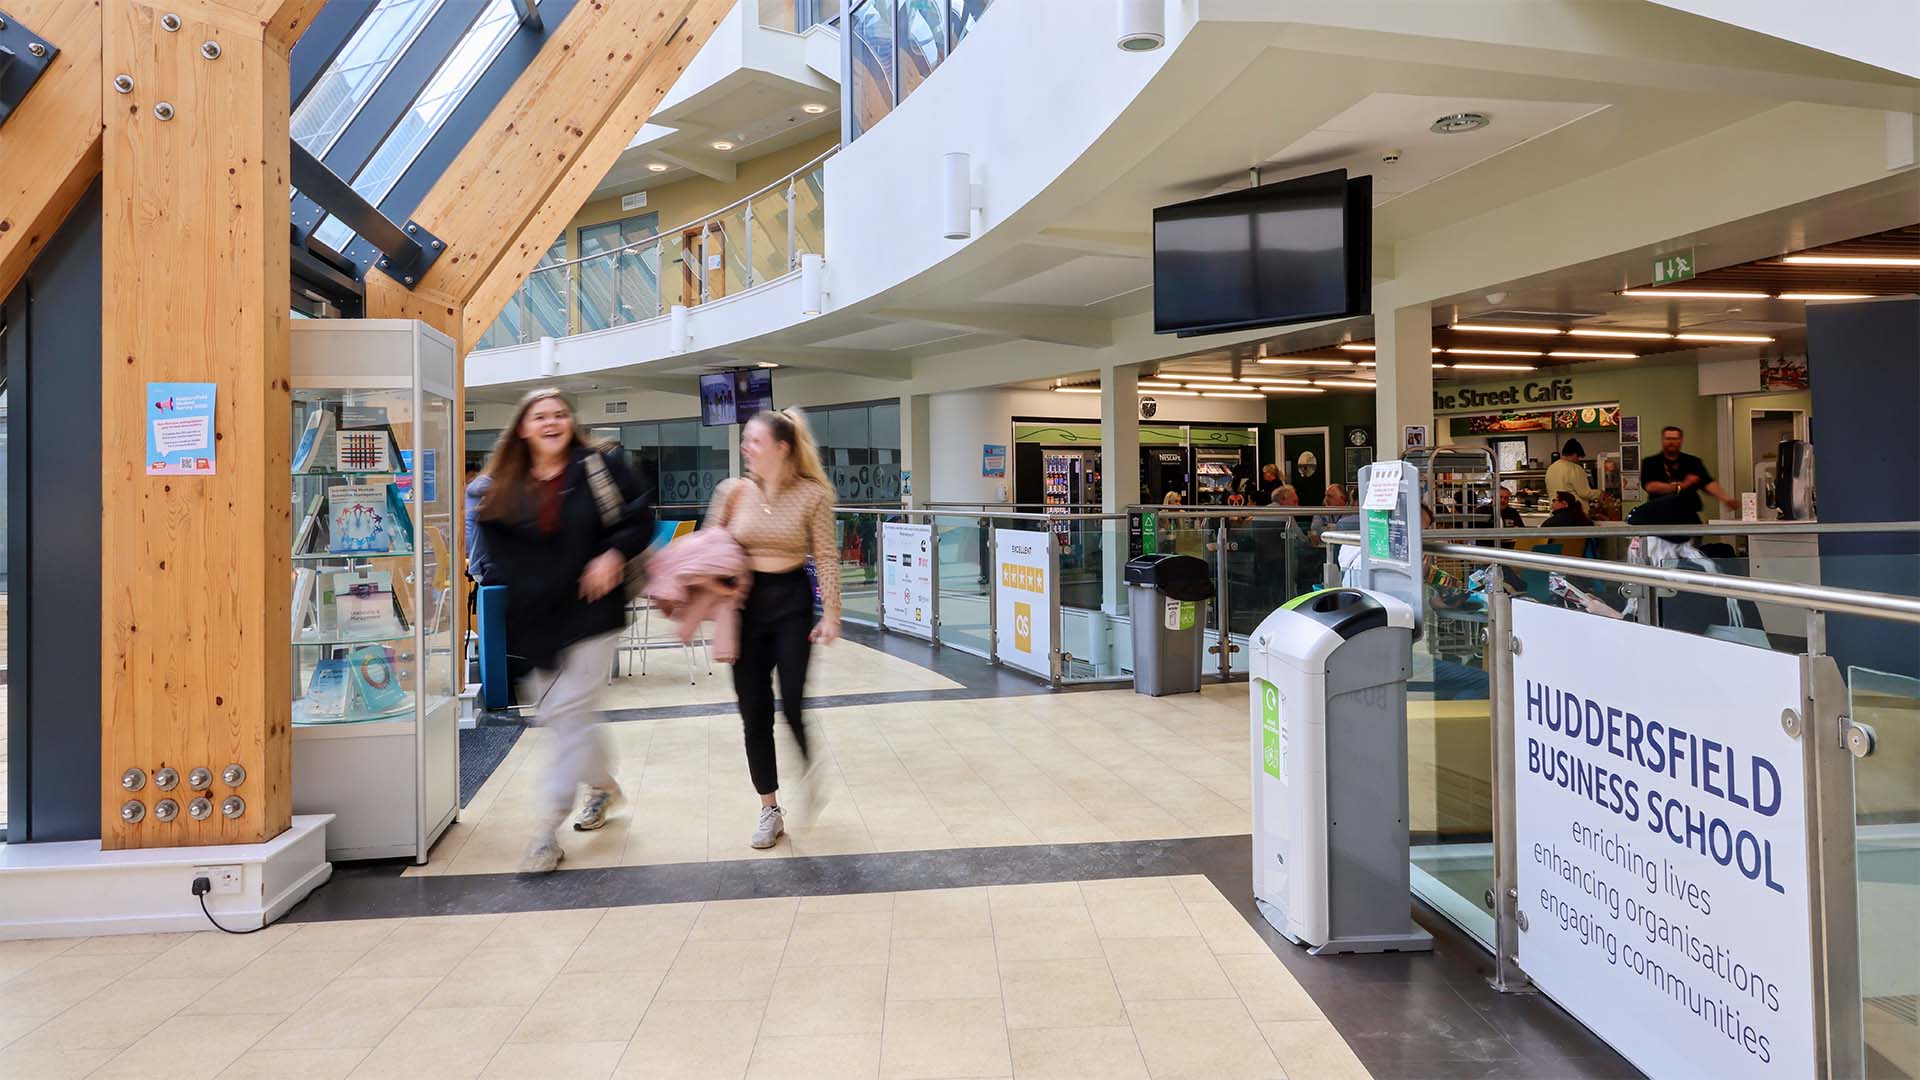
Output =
[{"x1": 475, "y1": 147, "x2": 834, "y2": 350}]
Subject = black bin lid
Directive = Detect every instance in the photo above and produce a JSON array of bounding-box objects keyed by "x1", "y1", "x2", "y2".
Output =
[{"x1": 1124, "y1": 553, "x2": 1216, "y2": 601}]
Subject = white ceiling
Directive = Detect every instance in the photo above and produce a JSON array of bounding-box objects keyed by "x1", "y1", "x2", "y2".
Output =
[
  {"x1": 806, "y1": 322, "x2": 982, "y2": 351},
  {"x1": 1250, "y1": 92, "x2": 1609, "y2": 205},
  {"x1": 975, "y1": 255, "x2": 1151, "y2": 307}
]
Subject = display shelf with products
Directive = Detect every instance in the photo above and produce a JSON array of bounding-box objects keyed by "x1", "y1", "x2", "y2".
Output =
[{"x1": 289, "y1": 320, "x2": 460, "y2": 863}]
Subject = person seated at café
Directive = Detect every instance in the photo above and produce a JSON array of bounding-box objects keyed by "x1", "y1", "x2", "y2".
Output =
[{"x1": 1543, "y1": 489, "x2": 1593, "y2": 529}]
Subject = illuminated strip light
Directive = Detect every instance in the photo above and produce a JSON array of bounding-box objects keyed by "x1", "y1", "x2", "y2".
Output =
[
  {"x1": 1313, "y1": 378, "x2": 1377, "y2": 389},
  {"x1": 1674, "y1": 332, "x2": 1774, "y2": 344},
  {"x1": 1257, "y1": 357, "x2": 1355, "y2": 367},
  {"x1": 1620, "y1": 289, "x2": 1769, "y2": 300},
  {"x1": 1445, "y1": 362, "x2": 1537, "y2": 372},
  {"x1": 1201, "y1": 391, "x2": 1264, "y2": 399},
  {"x1": 1239, "y1": 376, "x2": 1313, "y2": 385},
  {"x1": 1168, "y1": 374, "x2": 1237, "y2": 383},
  {"x1": 1448, "y1": 323, "x2": 1565, "y2": 335},
  {"x1": 1052, "y1": 386, "x2": 1100, "y2": 394},
  {"x1": 1257, "y1": 386, "x2": 1326, "y2": 394},
  {"x1": 1445, "y1": 347, "x2": 1545, "y2": 357},
  {"x1": 1780, "y1": 255, "x2": 1920, "y2": 268},
  {"x1": 1142, "y1": 389, "x2": 1199, "y2": 397},
  {"x1": 1336, "y1": 343, "x2": 1375, "y2": 352},
  {"x1": 1136, "y1": 382, "x2": 1186, "y2": 391},
  {"x1": 1549, "y1": 350, "x2": 1639, "y2": 360},
  {"x1": 1776, "y1": 293, "x2": 1873, "y2": 301},
  {"x1": 1568, "y1": 328, "x2": 1675, "y2": 340}
]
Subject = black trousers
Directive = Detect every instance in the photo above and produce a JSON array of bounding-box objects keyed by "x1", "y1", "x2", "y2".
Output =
[{"x1": 734, "y1": 568, "x2": 814, "y2": 795}]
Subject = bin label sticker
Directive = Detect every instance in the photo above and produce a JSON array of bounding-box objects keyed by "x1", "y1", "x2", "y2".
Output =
[
  {"x1": 1258, "y1": 679, "x2": 1283, "y2": 782},
  {"x1": 1164, "y1": 598, "x2": 1195, "y2": 631},
  {"x1": 1366, "y1": 509, "x2": 1392, "y2": 559}
]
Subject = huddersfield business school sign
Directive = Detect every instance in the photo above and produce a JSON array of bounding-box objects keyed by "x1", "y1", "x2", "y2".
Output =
[{"x1": 1511, "y1": 603, "x2": 1813, "y2": 1079}]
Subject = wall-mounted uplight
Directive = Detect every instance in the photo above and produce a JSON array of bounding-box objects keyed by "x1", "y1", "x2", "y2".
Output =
[
  {"x1": 799, "y1": 253, "x2": 828, "y2": 316},
  {"x1": 942, "y1": 153, "x2": 985, "y2": 240},
  {"x1": 669, "y1": 305, "x2": 691, "y2": 353},
  {"x1": 1116, "y1": 0, "x2": 1165, "y2": 51}
]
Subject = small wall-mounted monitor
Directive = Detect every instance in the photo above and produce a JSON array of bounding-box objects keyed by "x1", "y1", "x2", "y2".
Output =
[
  {"x1": 699, "y1": 369, "x2": 775, "y2": 427},
  {"x1": 1152, "y1": 168, "x2": 1372, "y2": 338}
]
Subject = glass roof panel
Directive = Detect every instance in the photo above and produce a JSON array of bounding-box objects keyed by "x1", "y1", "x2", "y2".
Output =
[
  {"x1": 313, "y1": 0, "x2": 523, "y2": 253},
  {"x1": 291, "y1": 0, "x2": 447, "y2": 157}
]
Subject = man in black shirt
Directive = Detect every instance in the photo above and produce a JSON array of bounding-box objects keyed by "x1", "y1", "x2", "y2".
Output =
[{"x1": 1640, "y1": 425, "x2": 1738, "y2": 522}]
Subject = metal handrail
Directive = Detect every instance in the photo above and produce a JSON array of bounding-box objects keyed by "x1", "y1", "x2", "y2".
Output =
[
  {"x1": 1421, "y1": 520, "x2": 1920, "y2": 541},
  {"x1": 527, "y1": 146, "x2": 837, "y2": 278},
  {"x1": 1323, "y1": 531, "x2": 1920, "y2": 625}
]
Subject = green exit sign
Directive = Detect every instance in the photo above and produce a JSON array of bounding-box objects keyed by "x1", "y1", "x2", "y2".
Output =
[{"x1": 1652, "y1": 251, "x2": 1696, "y2": 284}]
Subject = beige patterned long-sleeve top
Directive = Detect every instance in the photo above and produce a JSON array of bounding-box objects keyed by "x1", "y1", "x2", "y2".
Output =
[{"x1": 706, "y1": 477, "x2": 841, "y2": 620}]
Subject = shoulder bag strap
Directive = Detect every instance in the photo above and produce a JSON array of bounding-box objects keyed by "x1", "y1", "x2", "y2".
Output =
[{"x1": 581, "y1": 452, "x2": 621, "y2": 529}]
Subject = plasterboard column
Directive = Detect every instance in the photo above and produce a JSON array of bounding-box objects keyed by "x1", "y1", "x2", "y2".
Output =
[
  {"x1": 1375, "y1": 299, "x2": 1434, "y2": 460},
  {"x1": 1102, "y1": 362, "x2": 1142, "y2": 614}
]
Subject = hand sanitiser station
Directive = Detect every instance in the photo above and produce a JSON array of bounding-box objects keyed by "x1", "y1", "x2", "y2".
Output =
[{"x1": 1249, "y1": 587, "x2": 1433, "y2": 954}]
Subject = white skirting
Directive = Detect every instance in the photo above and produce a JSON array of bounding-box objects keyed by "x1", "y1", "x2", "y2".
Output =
[{"x1": 0, "y1": 814, "x2": 333, "y2": 940}]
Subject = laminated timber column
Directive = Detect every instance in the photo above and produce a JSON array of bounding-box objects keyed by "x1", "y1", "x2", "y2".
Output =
[
  {"x1": 99, "y1": 0, "x2": 325, "y2": 848},
  {"x1": 0, "y1": 0, "x2": 104, "y2": 301}
]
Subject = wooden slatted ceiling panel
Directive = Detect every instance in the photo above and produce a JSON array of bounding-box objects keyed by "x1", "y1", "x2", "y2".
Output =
[
  {"x1": 1637, "y1": 225, "x2": 1920, "y2": 295},
  {"x1": 0, "y1": 0, "x2": 104, "y2": 301},
  {"x1": 98, "y1": 0, "x2": 323, "y2": 849}
]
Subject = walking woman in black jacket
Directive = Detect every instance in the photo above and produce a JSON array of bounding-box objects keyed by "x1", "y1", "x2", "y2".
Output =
[{"x1": 476, "y1": 389, "x2": 654, "y2": 872}]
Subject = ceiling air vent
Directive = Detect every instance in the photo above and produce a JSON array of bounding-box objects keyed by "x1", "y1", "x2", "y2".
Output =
[
  {"x1": 464, "y1": 409, "x2": 475, "y2": 422},
  {"x1": 605, "y1": 400, "x2": 629, "y2": 415}
]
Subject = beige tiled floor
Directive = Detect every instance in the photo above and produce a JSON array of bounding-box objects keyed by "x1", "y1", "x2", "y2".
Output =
[
  {"x1": 595, "y1": 634, "x2": 962, "y2": 711},
  {"x1": 415, "y1": 684, "x2": 1253, "y2": 876},
  {"x1": 0, "y1": 877, "x2": 1371, "y2": 1079}
]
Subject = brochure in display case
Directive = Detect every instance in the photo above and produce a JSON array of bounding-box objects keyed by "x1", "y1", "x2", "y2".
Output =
[{"x1": 289, "y1": 319, "x2": 460, "y2": 863}]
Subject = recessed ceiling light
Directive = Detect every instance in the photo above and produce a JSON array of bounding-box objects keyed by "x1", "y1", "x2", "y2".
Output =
[
  {"x1": 1052, "y1": 386, "x2": 1100, "y2": 394},
  {"x1": 1430, "y1": 111, "x2": 1491, "y2": 134},
  {"x1": 1256, "y1": 386, "x2": 1325, "y2": 394},
  {"x1": 1620, "y1": 289, "x2": 1769, "y2": 300},
  {"x1": 1776, "y1": 292, "x2": 1874, "y2": 300},
  {"x1": 1313, "y1": 378, "x2": 1378, "y2": 389},
  {"x1": 1448, "y1": 323, "x2": 1565, "y2": 335},
  {"x1": 1445, "y1": 362, "x2": 1537, "y2": 371},
  {"x1": 756, "y1": 362, "x2": 780, "y2": 368},
  {"x1": 1202, "y1": 391, "x2": 1264, "y2": 399},
  {"x1": 1568, "y1": 328, "x2": 1676, "y2": 340},
  {"x1": 1239, "y1": 376, "x2": 1312, "y2": 385},
  {"x1": 1549, "y1": 350, "x2": 1639, "y2": 360},
  {"x1": 1137, "y1": 383, "x2": 1185, "y2": 391},
  {"x1": 1781, "y1": 254, "x2": 1920, "y2": 268},
  {"x1": 1357, "y1": 361, "x2": 1377, "y2": 367},
  {"x1": 1674, "y1": 332, "x2": 1774, "y2": 344},
  {"x1": 1140, "y1": 389, "x2": 1198, "y2": 397},
  {"x1": 711, "y1": 140, "x2": 736, "y2": 151},
  {"x1": 801, "y1": 103, "x2": 828, "y2": 114},
  {"x1": 1258, "y1": 357, "x2": 1355, "y2": 367},
  {"x1": 1337, "y1": 343, "x2": 1375, "y2": 352},
  {"x1": 646, "y1": 163, "x2": 670, "y2": 172},
  {"x1": 1170, "y1": 374, "x2": 1236, "y2": 382},
  {"x1": 1446, "y1": 347, "x2": 1545, "y2": 357}
]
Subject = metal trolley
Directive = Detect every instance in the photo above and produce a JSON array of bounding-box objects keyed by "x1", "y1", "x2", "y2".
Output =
[{"x1": 1404, "y1": 446, "x2": 1500, "y2": 663}]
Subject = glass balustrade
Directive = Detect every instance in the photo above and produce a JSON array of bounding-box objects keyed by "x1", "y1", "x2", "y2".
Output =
[
  {"x1": 935, "y1": 515, "x2": 991, "y2": 658},
  {"x1": 1851, "y1": 665, "x2": 1919, "y2": 1080},
  {"x1": 476, "y1": 149, "x2": 834, "y2": 348}
]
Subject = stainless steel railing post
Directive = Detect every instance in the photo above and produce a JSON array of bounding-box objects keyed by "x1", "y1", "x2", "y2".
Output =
[
  {"x1": 1486, "y1": 571, "x2": 1532, "y2": 993},
  {"x1": 1801, "y1": 609, "x2": 1867, "y2": 1079}
]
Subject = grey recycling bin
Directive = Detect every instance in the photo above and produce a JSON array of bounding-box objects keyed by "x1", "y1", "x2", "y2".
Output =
[{"x1": 1125, "y1": 554, "x2": 1216, "y2": 696}]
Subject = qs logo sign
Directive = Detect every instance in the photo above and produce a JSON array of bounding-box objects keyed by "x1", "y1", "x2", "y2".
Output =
[{"x1": 1013, "y1": 602, "x2": 1032, "y2": 654}]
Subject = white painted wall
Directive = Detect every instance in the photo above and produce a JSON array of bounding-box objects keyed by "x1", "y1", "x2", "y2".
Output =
[
  {"x1": 1645, "y1": 0, "x2": 1920, "y2": 78},
  {"x1": 927, "y1": 387, "x2": 1265, "y2": 504}
]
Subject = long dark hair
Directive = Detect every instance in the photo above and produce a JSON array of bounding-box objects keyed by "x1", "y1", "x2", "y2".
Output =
[{"x1": 478, "y1": 388, "x2": 597, "y2": 521}]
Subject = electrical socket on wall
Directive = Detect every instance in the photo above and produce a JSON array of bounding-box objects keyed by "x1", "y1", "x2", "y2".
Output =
[{"x1": 192, "y1": 865, "x2": 243, "y2": 896}]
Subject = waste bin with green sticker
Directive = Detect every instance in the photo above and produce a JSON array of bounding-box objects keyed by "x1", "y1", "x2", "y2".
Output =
[
  {"x1": 1123, "y1": 553, "x2": 1214, "y2": 696},
  {"x1": 1248, "y1": 587, "x2": 1431, "y2": 955}
]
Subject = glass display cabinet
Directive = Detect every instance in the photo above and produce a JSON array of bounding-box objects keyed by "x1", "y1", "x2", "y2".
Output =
[{"x1": 289, "y1": 320, "x2": 460, "y2": 862}]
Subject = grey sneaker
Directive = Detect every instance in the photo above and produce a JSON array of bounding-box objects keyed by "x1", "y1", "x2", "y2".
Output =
[
  {"x1": 521, "y1": 834, "x2": 565, "y2": 873},
  {"x1": 574, "y1": 786, "x2": 620, "y2": 832},
  {"x1": 750, "y1": 805, "x2": 785, "y2": 850}
]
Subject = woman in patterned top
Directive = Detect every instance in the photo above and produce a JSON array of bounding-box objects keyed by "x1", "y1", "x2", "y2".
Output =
[{"x1": 706, "y1": 408, "x2": 841, "y2": 849}]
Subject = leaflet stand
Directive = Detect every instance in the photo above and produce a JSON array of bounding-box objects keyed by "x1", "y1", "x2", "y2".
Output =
[{"x1": 1352, "y1": 460, "x2": 1425, "y2": 637}]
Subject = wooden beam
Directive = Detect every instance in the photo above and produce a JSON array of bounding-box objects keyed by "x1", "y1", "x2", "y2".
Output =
[
  {"x1": 98, "y1": 0, "x2": 317, "y2": 848},
  {"x1": 0, "y1": 0, "x2": 104, "y2": 301},
  {"x1": 361, "y1": 0, "x2": 735, "y2": 341}
]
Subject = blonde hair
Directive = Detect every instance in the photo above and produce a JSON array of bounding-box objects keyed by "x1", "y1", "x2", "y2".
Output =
[{"x1": 748, "y1": 408, "x2": 831, "y2": 492}]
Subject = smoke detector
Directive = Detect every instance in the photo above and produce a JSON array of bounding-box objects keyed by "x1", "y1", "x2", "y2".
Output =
[{"x1": 1430, "y1": 112, "x2": 1491, "y2": 134}]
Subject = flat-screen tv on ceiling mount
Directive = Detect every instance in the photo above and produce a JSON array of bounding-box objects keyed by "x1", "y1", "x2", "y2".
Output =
[
  {"x1": 1152, "y1": 168, "x2": 1372, "y2": 338},
  {"x1": 699, "y1": 368, "x2": 774, "y2": 427}
]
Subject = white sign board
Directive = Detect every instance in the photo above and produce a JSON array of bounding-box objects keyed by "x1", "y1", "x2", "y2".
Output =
[
  {"x1": 1512, "y1": 602, "x2": 1811, "y2": 1079},
  {"x1": 882, "y1": 522, "x2": 934, "y2": 638},
  {"x1": 994, "y1": 529, "x2": 1053, "y2": 678},
  {"x1": 1362, "y1": 460, "x2": 1404, "y2": 510}
]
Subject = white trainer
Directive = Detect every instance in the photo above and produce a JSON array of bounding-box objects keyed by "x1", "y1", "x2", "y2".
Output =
[{"x1": 750, "y1": 805, "x2": 785, "y2": 849}]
